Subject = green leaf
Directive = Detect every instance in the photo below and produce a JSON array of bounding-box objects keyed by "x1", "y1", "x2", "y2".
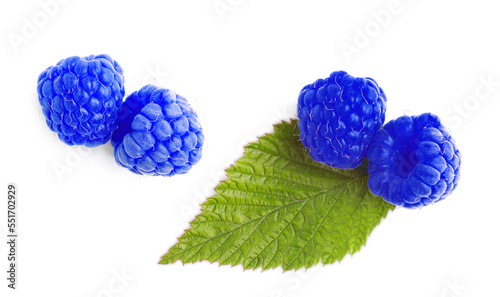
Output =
[{"x1": 160, "y1": 120, "x2": 395, "y2": 271}]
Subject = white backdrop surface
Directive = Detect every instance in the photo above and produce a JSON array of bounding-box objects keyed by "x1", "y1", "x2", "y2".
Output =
[{"x1": 1, "y1": 0, "x2": 499, "y2": 296}]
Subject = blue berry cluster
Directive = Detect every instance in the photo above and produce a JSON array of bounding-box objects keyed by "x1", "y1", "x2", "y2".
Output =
[
  {"x1": 111, "y1": 85, "x2": 204, "y2": 176},
  {"x1": 296, "y1": 71, "x2": 461, "y2": 208},
  {"x1": 37, "y1": 54, "x2": 125, "y2": 147},
  {"x1": 297, "y1": 71, "x2": 387, "y2": 169},
  {"x1": 37, "y1": 55, "x2": 204, "y2": 176},
  {"x1": 367, "y1": 113, "x2": 461, "y2": 208}
]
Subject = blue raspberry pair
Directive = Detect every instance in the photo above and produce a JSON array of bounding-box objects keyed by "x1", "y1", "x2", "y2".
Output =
[
  {"x1": 37, "y1": 55, "x2": 203, "y2": 177},
  {"x1": 297, "y1": 71, "x2": 461, "y2": 208}
]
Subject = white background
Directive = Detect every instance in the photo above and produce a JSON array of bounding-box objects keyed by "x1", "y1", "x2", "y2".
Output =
[{"x1": 1, "y1": 0, "x2": 499, "y2": 296}]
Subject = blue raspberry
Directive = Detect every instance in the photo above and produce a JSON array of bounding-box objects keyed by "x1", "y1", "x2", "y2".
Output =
[
  {"x1": 297, "y1": 71, "x2": 387, "y2": 169},
  {"x1": 367, "y1": 113, "x2": 461, "y2": 209},
  {"x1": 111, "y1": 85, "x2": 204, "y2": 176},
  {"x1": 37, "y1": 54, "x2": 125, "y2": 147}
]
